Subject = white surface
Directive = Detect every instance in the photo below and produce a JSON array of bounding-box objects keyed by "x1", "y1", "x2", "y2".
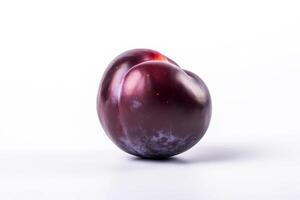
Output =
[{"x1": 0, "y1": 0, "x2": 300, "y2": 199}]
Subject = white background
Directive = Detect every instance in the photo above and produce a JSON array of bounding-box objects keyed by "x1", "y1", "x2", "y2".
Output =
[{"x1": 0, "y1": 0, "x2": 300, "y2": 199}]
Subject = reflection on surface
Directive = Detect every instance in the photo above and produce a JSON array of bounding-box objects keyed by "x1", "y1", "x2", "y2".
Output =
[{"x1": 108, "y1": 163, "x2": 203, "y2": 200}]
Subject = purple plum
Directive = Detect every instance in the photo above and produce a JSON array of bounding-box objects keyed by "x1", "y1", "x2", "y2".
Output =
[{"x1": 97, "y1": 49, "x2": 212, "y2": 159}]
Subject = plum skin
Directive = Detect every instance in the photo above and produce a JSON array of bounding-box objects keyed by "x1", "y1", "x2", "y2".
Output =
[{"x1": 97, "y1": 49, "x2": 212, "y2": 159}]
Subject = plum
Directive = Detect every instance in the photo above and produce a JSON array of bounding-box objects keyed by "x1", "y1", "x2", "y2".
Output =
[{"x1": 97, "y1": 49, "x2": 211, "y2": 159}]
